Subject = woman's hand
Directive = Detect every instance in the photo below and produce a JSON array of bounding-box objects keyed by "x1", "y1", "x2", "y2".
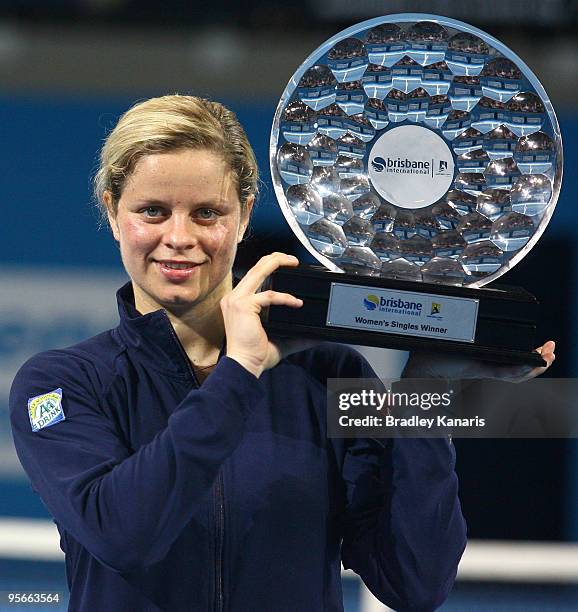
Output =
[
  {"x1": 402, "y1": 340, "x2": 556, "y2": 382},
  {"x1": 221, "y1": 252, "x2": 311, "y2": 378}
]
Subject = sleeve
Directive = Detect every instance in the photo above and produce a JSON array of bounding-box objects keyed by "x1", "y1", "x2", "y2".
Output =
[
  {"x1": 9, "y1": 351, "x2": 263, "y2": 573},
  {"x1": 339, "y1": 351, "x2": 467, "y2": 612}
]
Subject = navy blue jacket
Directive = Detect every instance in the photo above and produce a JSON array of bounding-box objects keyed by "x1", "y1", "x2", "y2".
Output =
[{"x1": 10, "y1": 283, "x2": 466, "y2": 611}]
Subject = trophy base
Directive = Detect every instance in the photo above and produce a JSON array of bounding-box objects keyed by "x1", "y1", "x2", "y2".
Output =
[{"x1": 262, "y1": 266, "x2": 545, "y2": 367}]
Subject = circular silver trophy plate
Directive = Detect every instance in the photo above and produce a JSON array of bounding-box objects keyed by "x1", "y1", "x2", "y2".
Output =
[{"x1": 270, "y1": 14, "x2": 563, "y2": 287}]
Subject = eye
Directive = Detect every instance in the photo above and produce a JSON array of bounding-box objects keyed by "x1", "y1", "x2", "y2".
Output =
[
  {"x1": 196, "y1": 208, "x2": 219, "y2": 221},
  {"x1": 139, "y1": 206, "x2": 166, "y2": 219}
]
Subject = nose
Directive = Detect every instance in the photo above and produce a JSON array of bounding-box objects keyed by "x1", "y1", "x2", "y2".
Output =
[{"x1": 163, "y1": 213, "x2": 197, "y2": 251}]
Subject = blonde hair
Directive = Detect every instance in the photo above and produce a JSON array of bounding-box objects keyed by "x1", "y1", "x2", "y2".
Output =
[{"x1": 94, "y1": 94, "x2": 259, "y2": 220}]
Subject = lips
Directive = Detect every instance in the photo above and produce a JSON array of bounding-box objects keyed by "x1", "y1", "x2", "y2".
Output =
[
  {"x1": 155, "y1": 260, "x2": 202, "y2": 282},
  {"x1": 160, "y1": 261, "x2": 198, "y2": 270}
]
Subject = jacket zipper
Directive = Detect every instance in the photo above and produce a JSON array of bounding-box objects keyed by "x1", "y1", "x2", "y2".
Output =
[
  {"x1": 161, "y1": 313, "x2": 225, "y2": 612},
  {"x1": 215, "y1": 470, "x2": 225, "y2": 612},
  {"x1": 162, "y1": 312, "x2": 199, "y2": 388}
]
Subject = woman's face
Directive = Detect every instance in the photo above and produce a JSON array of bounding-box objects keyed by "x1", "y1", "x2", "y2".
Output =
[{"x1": 106, "y1": 148, "x2": 252, "y2": 315}]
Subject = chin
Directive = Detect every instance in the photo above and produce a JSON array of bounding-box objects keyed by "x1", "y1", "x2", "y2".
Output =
[
  {"x1": 140, "y1": 283, "x2": 198, "y2": 310},
  {"x1": 160, "y1": 291, "x2": 200, "y2": 308}
]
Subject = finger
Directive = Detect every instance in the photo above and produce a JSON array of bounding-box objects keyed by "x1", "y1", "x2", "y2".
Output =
[
  {"x1": 536, "y1": 340, "x2": 555, "y2": 354},
  {"x1": 234, "y1": 253, "x2": 299, "y2": 296},
  {"x1": 535, "y1": 340, "x2": 556, "y2": 368},
  {"x1": 505, "y1": 341, "x2": 556, "y2": 382},
  {"x1": 540, "y1": 352, "x2": 555, "y2": 368},
  {"x1": 239, "y1": 253, "x2": 299, "y2": 294},
  {"x1": 252, "y1": 290, "x2": 303, "y2": 309}
]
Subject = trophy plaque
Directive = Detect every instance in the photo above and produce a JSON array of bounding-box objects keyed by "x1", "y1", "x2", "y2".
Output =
[{"x1": 265, "y1": 14, "x2": 562, "y2": 366}]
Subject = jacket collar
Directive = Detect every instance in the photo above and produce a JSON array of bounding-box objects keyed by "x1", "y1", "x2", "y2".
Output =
[{"x1": 115, "y1": 282, "x2": 195, "y2": 378}]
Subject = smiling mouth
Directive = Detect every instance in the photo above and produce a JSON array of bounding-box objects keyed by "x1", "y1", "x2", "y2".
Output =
[
  {"x1": 160, "y1": 262, "x2": 198, "y2": 270},
  {"x1": 154, "y1": 261, "x2": 205, "y2": 283},
  {"x1": 154, "y1": 258, "x2": 205, "y2": 268}
]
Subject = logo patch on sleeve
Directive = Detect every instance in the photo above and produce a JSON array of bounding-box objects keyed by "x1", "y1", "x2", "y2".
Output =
[{"x1": 28, "y1": 388, "x2": 65, "y2": 432}]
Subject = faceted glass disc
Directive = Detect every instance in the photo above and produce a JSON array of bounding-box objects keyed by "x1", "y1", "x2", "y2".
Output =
[{"x1": 271, "y1": 13, "x2": 562, "y2": 287}]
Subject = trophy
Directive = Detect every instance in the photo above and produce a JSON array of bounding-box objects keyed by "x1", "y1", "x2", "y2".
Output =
[{"x1": 265, "y1": 14, "x2": 562, "y2": 366}]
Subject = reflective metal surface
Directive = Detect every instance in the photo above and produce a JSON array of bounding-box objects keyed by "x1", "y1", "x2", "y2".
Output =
[{"x1": 271, "y1": 13, "x2": 562, "y2": 287}]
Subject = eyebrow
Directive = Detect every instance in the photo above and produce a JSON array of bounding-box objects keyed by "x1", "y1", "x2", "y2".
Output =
[{"x1": 133, "y1": 198, "x2": 229, "y2": 208}]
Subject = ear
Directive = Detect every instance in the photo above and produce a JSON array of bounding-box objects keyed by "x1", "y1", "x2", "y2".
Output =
[
  {"x1": 237, "y1": 194, "x2": 254, "y2": 243},
  {"x1": 103, "y1": 191, "x2": 120, "y2": 242}
]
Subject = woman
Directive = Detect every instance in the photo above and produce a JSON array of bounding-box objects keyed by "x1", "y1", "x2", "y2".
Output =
[{"x1": 10, "y1": 95, "x2": 553, "y2": 611}]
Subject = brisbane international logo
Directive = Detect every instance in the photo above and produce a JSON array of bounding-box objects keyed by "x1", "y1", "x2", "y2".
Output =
[
  {"x1": 363, "y1": 294, "x2": 379, "y2": 311},
  {"x1": 370, "y1": 156, "x2": 452, "y2": 177}
]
